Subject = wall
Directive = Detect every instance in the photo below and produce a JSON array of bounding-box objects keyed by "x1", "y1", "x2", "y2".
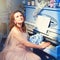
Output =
[
  {"x1": 0, "y1": 0, "x2": 24, "y2": 41},
  {"x1": 7, "y1": 0, "x2": 24, "y2": 13}
]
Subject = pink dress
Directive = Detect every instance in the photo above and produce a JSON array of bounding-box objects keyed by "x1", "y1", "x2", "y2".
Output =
[{"x1": 0, "y1": 27, "x2": 41, "y2": 60}]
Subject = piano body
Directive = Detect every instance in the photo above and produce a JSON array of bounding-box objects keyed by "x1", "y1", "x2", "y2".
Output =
[{"x1": 25, "y1": 1, "x2": 60, "y2": 60}]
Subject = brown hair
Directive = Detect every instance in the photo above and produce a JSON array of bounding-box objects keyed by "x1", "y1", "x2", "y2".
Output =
[{"x1": 9, "y1": 10, "x2": 26, "y2": 32}]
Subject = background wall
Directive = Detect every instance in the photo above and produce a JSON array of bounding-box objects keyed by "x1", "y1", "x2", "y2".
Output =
[
  {"x1": 7, "y1": 0, "x2": 24, "y2": 13},
  {"x1": 0, "y1": 0, "x2": 24, "y2": 41}
]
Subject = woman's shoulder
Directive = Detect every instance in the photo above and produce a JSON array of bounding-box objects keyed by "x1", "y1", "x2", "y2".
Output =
[
  {"x1": 10, "y1": 26, "x2": 28, "y2": 37},
  {"x1": 9, "y1": 27, "x2": 18, "y2": 36},
  {"x1": 11, "y1": 27, "x2": 19, "y2": 33},
  {"x1": 10, "y1": 26, "x2": 22, "y2": 35}
]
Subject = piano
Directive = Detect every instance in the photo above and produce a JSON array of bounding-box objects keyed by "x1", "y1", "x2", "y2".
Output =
[{"x1": 25, "y1": 2, "x2": 60, "y2": 60}]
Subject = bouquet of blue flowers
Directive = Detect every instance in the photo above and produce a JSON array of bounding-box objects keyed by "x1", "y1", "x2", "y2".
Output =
[{"x1": 28, "y1": 33, "x2": 43, "y2": 45}]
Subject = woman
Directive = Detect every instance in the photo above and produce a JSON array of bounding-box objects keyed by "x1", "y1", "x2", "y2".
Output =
[{"x1": 0, "y1": 10, "x2": 50, "y2": 60}]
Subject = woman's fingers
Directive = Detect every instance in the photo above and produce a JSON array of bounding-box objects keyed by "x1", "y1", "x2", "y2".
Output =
[{"x1": 39, "y1": 42, "x2": 51, "y2": 49}]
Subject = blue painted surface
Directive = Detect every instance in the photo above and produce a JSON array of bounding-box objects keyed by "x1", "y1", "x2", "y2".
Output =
[
  {"x1": 56, "y1": 0, "x2": 60, "y2": 2},
  {"x1": 25, "y1": 6, "x2": 35, "y2": 23},
  {"x1": 39, "y1": 7, "x2": 60, "y2": 29}
]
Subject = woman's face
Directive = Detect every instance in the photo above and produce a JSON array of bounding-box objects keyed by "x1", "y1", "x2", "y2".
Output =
[{"x1": 14, "y1": 12, "x2": 24, "y2": 27}]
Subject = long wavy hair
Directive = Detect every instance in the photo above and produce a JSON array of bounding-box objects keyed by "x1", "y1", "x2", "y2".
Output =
[{"x1": 9, "y1": 10, "x2": 26, "y2": 32}]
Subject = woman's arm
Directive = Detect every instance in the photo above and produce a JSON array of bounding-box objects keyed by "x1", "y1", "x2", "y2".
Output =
[
  {"x1": 20, "y1": 39, "x2": 50, "y2": 49},
  {"x1": 13, "y1": 29, "x2": 50, "y2": 49}
]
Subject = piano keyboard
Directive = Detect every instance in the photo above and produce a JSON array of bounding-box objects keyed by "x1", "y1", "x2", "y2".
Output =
[{"x1": 43, "y1": 45, "x2": 57, "y2": 58}]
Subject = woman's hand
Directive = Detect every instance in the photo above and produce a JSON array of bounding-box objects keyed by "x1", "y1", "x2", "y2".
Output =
[{"x1": 39, "y1": 42, "x2": 51, "y2": 49}]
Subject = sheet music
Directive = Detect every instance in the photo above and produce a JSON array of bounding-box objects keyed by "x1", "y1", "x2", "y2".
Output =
[{"x1": 36, "y1": 15, "x2": 50, "y2": 34}]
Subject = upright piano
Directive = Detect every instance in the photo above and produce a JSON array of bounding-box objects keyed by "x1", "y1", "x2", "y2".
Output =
[{"x1": 25, "y1": 5, "x2": 60, "y2": 60}]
